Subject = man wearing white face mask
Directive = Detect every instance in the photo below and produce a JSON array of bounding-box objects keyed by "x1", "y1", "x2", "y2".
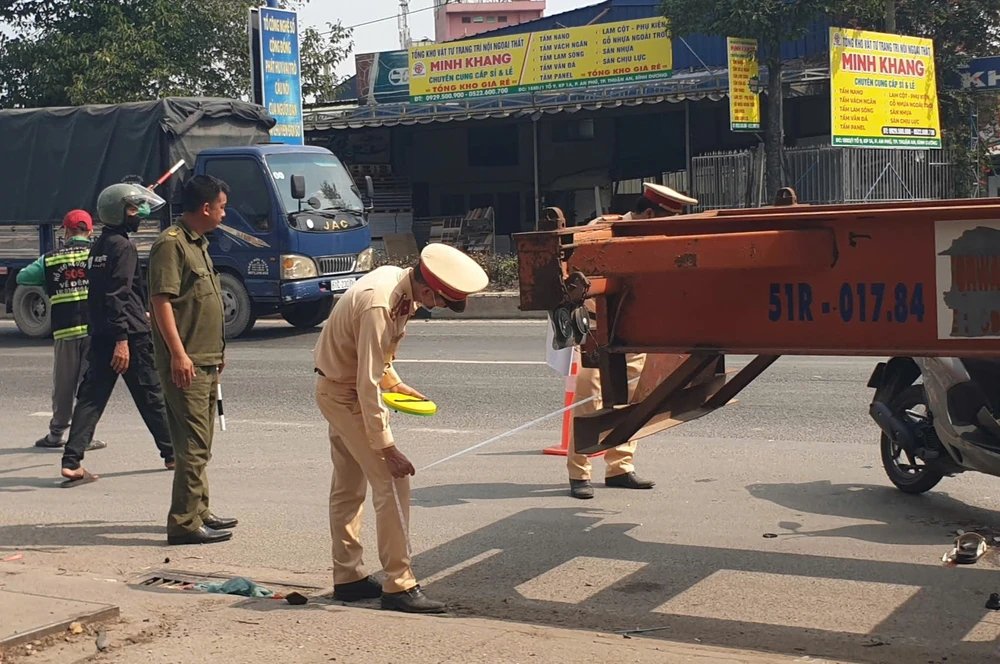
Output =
[{"x1": 313, "y1": 243, "x2": 489, "y2": 614}]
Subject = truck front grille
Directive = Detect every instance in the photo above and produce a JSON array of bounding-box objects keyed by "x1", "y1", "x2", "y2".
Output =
[{"x1": 317, "y1": 255, "x2": 357, "y2": 276}]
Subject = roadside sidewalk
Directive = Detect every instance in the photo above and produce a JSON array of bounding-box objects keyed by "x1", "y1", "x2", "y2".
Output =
[{"x1": 0, "y1": 563, "x2": 854, "y2": 664}]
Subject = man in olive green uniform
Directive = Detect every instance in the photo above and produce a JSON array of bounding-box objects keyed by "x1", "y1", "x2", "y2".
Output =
[{"x1": 148, "y1": 174, "x2": 237, "y2": 546}]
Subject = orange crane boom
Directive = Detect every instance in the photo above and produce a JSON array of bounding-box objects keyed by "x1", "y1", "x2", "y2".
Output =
[{"x1": 514, "y1": 191, "x2": 1000, "y2": 455}]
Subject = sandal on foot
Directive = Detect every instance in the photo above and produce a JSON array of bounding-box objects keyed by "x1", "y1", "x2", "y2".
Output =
[{"x1": 60, "y1": 470, "x2": 99, "y2": 488}]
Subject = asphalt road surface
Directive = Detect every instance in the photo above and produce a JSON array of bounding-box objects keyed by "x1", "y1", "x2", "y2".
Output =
[{"x1": 2, "y1": 318, "x2": 1000, "y2": 663}]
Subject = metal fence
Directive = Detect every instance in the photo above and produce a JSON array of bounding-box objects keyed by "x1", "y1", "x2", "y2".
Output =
[{"x1": 624, "y1": 145, "x2": 957, "y2": 212}]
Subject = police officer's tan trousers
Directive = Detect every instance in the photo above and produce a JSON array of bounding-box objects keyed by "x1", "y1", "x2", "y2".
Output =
[
  {"x1": 315, "y1": 377, "x2": 417, "y2": 594},
  {"x1": 567, "y1": 348, "x2": 647, "y2": 481}
]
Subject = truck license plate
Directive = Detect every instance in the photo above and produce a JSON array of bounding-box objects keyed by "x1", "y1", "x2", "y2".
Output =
[{"x1": 328, "y1": 277, "x2": 357, "y2": 292}]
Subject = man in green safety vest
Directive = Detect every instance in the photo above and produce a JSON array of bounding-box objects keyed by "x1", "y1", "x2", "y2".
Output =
[{"x1": 17, "y1": 210, "x2": 106, "y2": 451}]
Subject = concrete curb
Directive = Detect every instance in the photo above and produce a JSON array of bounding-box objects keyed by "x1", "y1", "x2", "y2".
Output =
[{"x1": 430, "y1": 291, "x2": 546, "y2": 320}]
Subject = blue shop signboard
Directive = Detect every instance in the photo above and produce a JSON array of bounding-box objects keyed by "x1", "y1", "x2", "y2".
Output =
[{"x1": 257, "y1": 7, "x2": 303, "y2": 144}]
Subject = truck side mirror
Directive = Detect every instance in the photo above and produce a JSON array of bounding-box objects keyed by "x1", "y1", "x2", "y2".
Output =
[
  {"x1": 291, "y1": 174, "x2": 306, "y2": 201},
  {"x1": 365, "y1": 175, "x2": 374, "y2": 210}
]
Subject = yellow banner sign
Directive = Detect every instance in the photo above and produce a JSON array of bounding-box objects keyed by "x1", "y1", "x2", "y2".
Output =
[
  {"x1": 727, "y1": 37, "x2": 761, "y2": 131},
  {"x1": 408, "y1": 18, "x2": 672, "y2": 103},
  {"x1": 830, "y1": 27, "x2": 941, "y2": 148}
]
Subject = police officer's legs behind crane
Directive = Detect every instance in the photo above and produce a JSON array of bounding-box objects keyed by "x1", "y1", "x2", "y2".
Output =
[{"x1": 567, "y1": 349, "x2": 655, "y2": 500}]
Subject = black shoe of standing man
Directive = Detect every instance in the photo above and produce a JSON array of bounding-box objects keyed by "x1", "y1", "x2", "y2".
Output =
[
  {"x1": 334, "y1": 576, "x2": 383, "y2": 602},
  {"x1": 167, "y1": 525, "x2": 232, "y2": 546},
  {"x1": 570, "y1": 479, "x2": 594, "y2": 500},
  {"x1": 203, "y1": 514, "x2": 238, "y2": 530},
  {"x1": 605, "y1": 471, "x2": 655, "y2": 490},
  {"x1": 381, "y1": 586, "x2": 447, "y2": 614}
]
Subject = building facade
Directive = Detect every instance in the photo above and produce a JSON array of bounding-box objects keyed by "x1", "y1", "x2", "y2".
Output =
[{"x1": 434, "y1": 0, "x2": 545, "y2": 43}]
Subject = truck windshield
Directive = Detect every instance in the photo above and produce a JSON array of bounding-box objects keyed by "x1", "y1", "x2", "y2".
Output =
[{"x1": 265, "y1": 153, "x2": 364, "y2": 214}]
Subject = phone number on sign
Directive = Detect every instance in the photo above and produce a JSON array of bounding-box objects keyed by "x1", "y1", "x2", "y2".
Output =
[{"x1": 768, "y1": 282, "x2": 927, "y2": 324}]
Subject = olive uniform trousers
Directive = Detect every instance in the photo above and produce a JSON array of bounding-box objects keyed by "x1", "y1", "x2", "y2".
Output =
[{"x1": 161, "y1": 365, "x2": 218, "y2": 537}]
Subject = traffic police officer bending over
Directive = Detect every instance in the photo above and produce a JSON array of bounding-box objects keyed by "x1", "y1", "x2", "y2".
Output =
[
  {"x1": 314, "y1": 243, "x2": 489, "y2": 614},
  {"x1": 149, "y1": 175, "x2": 236, "y2": 546},
  {"x1": 567, "y1": 183, "x2": 698, "y2": 500},
  {"x1": 18, "y1": 210, "x2": 106, "y2": 452},
  {"x1": 60, "y1": 184, "x2": 175, "y2": 487}
]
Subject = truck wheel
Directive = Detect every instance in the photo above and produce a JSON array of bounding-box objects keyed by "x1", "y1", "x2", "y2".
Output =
[
  {"x1": 281, "y1": 298, "x2": 333, "y2": 329},
  {"x1": 219, "y1": 273, "x2": 256, "y2": 339},
  {"x1": 13, "y1": 285, "x2": 52, "y2": 339}
]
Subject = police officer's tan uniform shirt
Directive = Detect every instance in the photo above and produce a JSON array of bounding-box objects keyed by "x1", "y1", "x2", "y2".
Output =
[
  {"x1": 313, "y1": 266, "x2": 420, "y2": 451},
  {"x1": 147, "y1": 220, "x2": 225, "y2": 367}
]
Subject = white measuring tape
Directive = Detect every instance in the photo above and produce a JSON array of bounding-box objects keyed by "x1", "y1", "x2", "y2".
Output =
[{"x1": 386, "y1": 376, "x2": 642, "y2": 559}]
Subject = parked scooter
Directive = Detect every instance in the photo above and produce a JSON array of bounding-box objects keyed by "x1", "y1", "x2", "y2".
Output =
[{"x1": 868, "y1": 357, "x2": 1000, "y2": 494}]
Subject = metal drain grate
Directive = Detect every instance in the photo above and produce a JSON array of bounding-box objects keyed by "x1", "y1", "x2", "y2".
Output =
[{"x1": 128, "y1": 569, "x2": 323, "y2": 596}]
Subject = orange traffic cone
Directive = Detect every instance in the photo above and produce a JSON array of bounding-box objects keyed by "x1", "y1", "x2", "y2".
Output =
[{"x1": 544, "y1": 359, "x2": 605, "y2": 458}]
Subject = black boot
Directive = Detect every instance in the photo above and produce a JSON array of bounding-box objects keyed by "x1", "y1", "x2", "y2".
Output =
[
  {"x1": 605, "y1": 472, "x2": 655, "y2": 490},
  {"x1": 334, "y1": 576, "x2": 382, "y2": 602},
  {"x1": 570, "y1": 479, "x2": 594, "y2": 500},
  {"x1": 381, "y1": 586, "x2": 446, "y2": 614},
  {"x1": 203, "y1": 514, "x2": 239, "y2": 530},
  {"x1": 167, "y1": 525, "x2": 233, "y2": 545}
]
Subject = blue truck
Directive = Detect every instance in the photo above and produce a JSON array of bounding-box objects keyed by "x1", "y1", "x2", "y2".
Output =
[{"x1": 0, "y1": 97, "x2": 373, "y2": 339}]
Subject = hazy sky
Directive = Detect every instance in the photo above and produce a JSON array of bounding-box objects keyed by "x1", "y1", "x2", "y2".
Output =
[{"x1": 302, "y1": 0, "x2": 595, "y2": 79}]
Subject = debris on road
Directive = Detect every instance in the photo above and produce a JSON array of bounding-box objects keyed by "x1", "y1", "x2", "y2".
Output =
[
  {"x1": 194, "y1": 577, "x2": 275, "y2": 598},
  {"x1": 763, "y1": 533, "x2": 778, "y2": 539},
  {"x1": 96, "y1": 629, "x2": 107, "y2": 652},
  {"x1": 942, "y1": 533, "x2": 988, "y2": 565},
  {"x1": 615, "y1": 626, "x2": 670, "y2": 639},
  {"x1": 69, "y1": 622, "x2": 84, "y2": 635},
  {"x1": 285, "y1": 592, "x2": 308, "y2": 606},
  {"x1": 2, "y1": 553, "x2": 23, "y2": 562},
  {"x1": 987, "y1": 593, "x2": 1000, "y2": 611}
]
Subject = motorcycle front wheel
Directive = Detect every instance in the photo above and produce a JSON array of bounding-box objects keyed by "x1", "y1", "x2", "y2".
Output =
[{"x1": 880, "y1": 385, "x2": 945, "y2": 495}]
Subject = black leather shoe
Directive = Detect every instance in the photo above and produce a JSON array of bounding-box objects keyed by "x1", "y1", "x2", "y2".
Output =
[
  {"x1": 605, "y1": 471, "x2": 655, "y2": 490},
  {"x1": 381, "y1": 586, "x2": 446, "y2": 614},
  {"x1": 203, "y1": 514, "x2": 238, "y2": 530},
  {"x1": 334, "y1": 576, "x2": 382, "y2": 602},
  {"x1": 570, "y1": 479, "x2": 594, "y2": 500},
  {"x1": 167, "y1": 525, "x2": 233, "y2": 545}
]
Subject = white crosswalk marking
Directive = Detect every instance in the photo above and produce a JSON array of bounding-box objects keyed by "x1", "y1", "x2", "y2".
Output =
[
  {"x1": 515, "y1": 556, "x2": 648, "y2": 604},
  {"x1": 421, "y1": 549, "x2": 503, "y2": 587},
  {"x1": 962, "y1": 613, "x2": 1000, "y2": 642},
  {"x1": 653, "y1": 570, "x2": 920, "y2": 634}
]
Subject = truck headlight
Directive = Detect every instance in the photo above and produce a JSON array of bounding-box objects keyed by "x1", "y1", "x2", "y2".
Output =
[
  {"x1": 356, "y1": 247, "x2": 373, "y2": 272},
  {"x1": 281, "y1": 254, "x2": 319, "y2": 280}
]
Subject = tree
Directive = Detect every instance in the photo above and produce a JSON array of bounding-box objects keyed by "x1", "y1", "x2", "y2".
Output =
[
  {"x1": 660, "y1": 1, "x2": 852, "y2": 202},
  {"x1": 0, "y1": 0, "x2": 353, "y2": 108},
  {"x1": 300, "y1": 21, "x2": 354, "y2": 105}
]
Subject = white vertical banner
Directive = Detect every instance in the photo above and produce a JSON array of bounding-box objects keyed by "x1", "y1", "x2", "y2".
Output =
[{"x1": 545, "y1": 315, "x2": 574, "y2": 377}]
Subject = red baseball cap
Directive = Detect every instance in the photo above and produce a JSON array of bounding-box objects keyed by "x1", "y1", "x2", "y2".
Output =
[{"x1": 62, "y1": 210, "x2": 93, "y2": 232}]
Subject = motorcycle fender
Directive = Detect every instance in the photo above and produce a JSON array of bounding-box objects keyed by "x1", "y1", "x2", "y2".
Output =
[
  {"x1": 870, "y1": 357, "x2": 921, "y2": 404},
  {"x1": 867, "y1": 362, "x2": 886, "y2": 389}
]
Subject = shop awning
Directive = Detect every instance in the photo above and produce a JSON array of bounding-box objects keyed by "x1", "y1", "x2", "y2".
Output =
[{"x1": 303, "y1": 65, "x2": 829, "y2": 131}]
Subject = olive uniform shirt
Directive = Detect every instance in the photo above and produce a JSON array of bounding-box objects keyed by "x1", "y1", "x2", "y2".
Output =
[{"x1": 147, "y1": 220, "x2": 225, "y2": 369}]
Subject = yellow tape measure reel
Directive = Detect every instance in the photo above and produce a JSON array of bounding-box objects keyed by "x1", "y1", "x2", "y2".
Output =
[{"x1": 382, "y1": 392, "x2": 438, "y2": 417}]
